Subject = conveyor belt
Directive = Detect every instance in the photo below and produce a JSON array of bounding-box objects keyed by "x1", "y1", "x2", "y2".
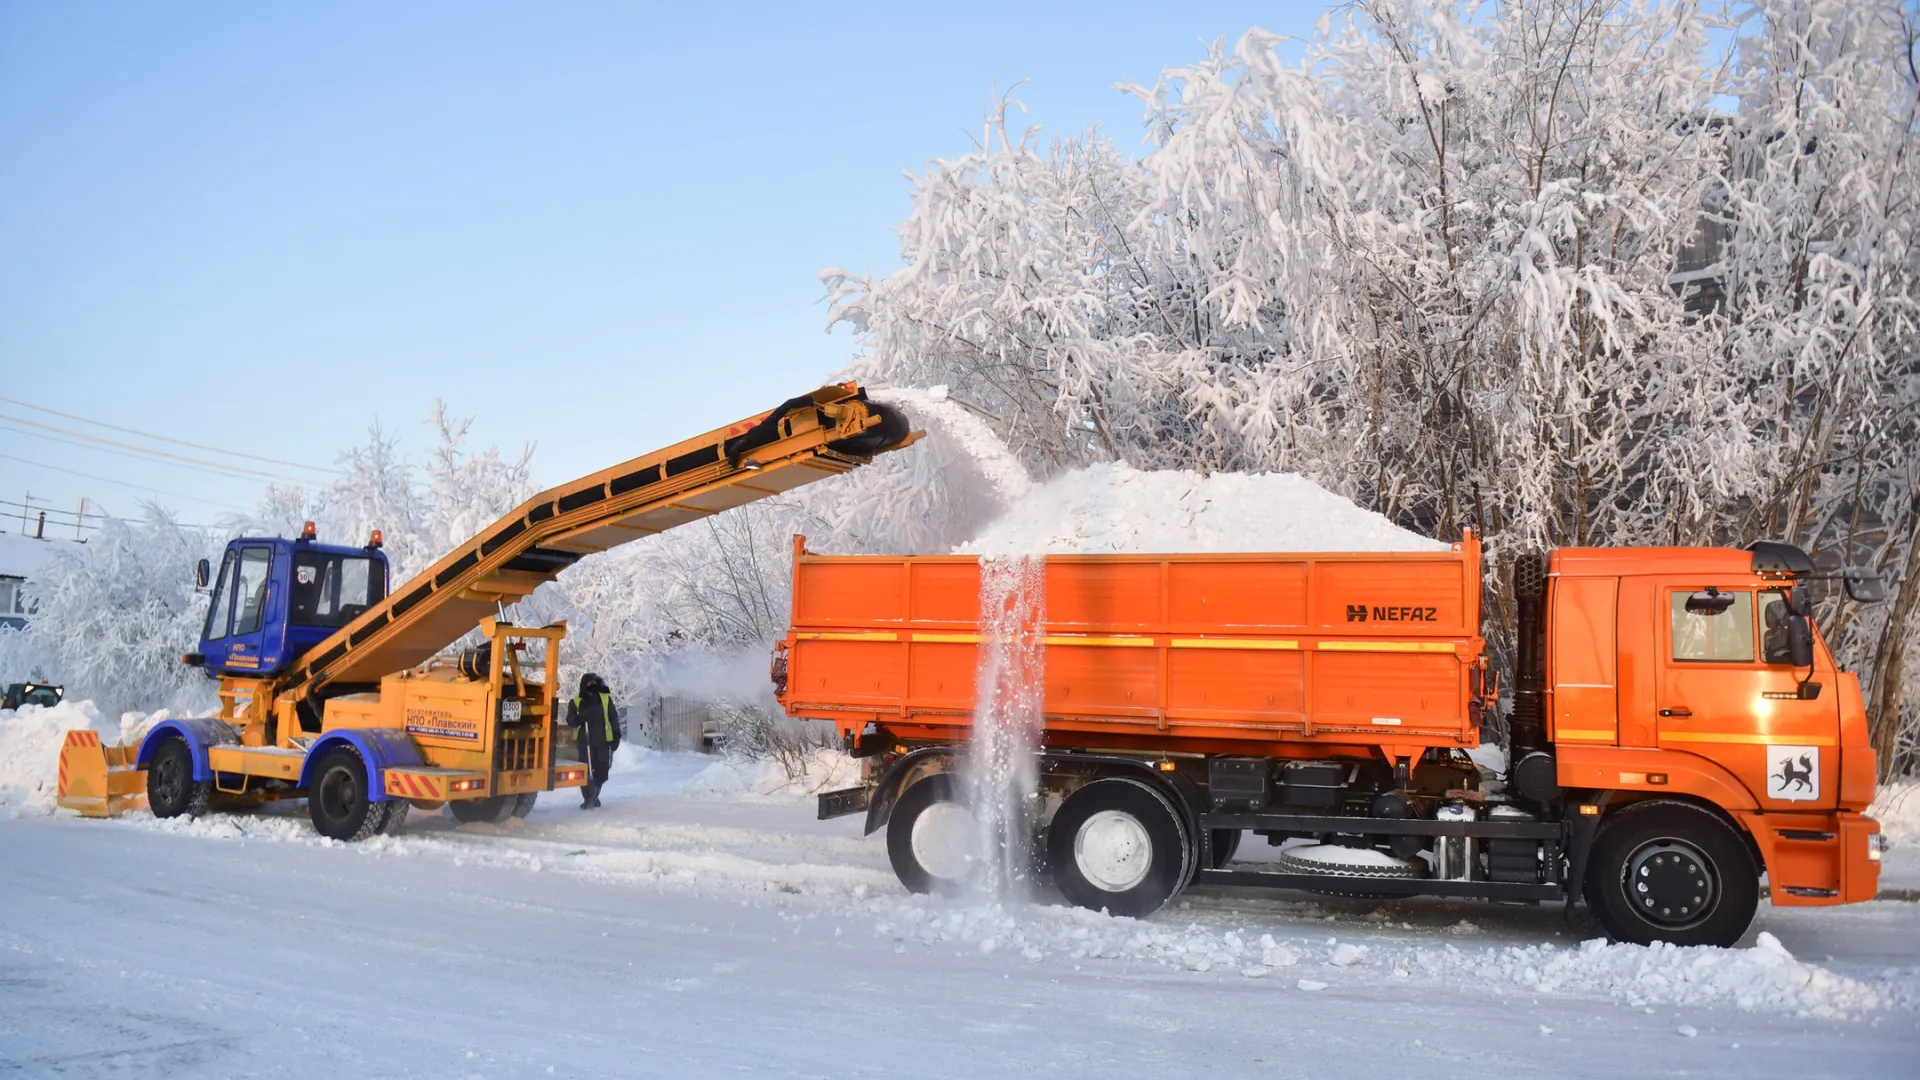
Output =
[{"x1": 277, "y1": 382, "x2": 909, "y2": 707}]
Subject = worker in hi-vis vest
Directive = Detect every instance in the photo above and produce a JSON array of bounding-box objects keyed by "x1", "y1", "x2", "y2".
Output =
[{"x1": 564, "y1": 672, "x2": 621, "y2": 809}]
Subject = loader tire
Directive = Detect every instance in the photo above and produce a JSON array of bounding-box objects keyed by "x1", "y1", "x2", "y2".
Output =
[
  {"x1": 1048, "y1": 777, "x2": 1189, "y2": 918},
  {"x1": 307, "y1": 747, "x2": 387, "y2": 842},
  {"x1": 510, "y1": 792, "x2": 538, "y2": 819},
  {"x1": 147, "y1": 736, "x2": 210, "y2": 819},
  {"x1": 375, "y1": 797, "x2": 410, "y2": 835},
  {"x1": 1585, "y1": 800, "x2": 1758, "y2": 948},
  {"x1": 448, "y1": 795, "x2": 517, "y2": 824}
]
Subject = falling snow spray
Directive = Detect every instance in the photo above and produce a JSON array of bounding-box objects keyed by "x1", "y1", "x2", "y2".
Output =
[{"x1": 965, "y1": 554, "x2": 1046, "y2": 899}]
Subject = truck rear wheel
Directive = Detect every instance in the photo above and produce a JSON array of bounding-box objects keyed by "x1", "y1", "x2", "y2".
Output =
[
  {"x1": 1048, "y1": 777, "x2": 1189, "y2": 918},
  {"x1": 887, "y1": 773, "x2": 978, "y2": 894},
  {"x1": 448, "y1": 795, "x2": 517, "y2": 824},
  {"x1": 147, "y1": 736, "x2": 210, "y2": 819},
  {"x1": 307, "y1": 747, "x2": 389, "y2": 842},
  {"x1": 1585, "y1": 800, "x2": 1758, "y2": 947}
]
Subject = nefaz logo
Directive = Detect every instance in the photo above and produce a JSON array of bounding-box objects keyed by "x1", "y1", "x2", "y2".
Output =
[{"x1": 1345, "y1": 604, "x2": 1439, "y2": 623}]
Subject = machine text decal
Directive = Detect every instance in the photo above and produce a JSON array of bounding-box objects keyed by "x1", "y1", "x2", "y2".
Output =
[
  {"x1": 1345, "y1": 605, "x2": 1438, "y2": 623},
  {"x1": 405, "y1": 708, "x2": 480, "y2": 742}
]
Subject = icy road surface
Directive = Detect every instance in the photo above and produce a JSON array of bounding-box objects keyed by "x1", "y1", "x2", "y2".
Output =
[{"x1": 3, "y1": 751, "x2": 1916, "y2": 1079}]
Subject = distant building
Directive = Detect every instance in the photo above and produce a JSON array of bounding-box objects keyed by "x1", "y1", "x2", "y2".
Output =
[{"x1": 0, "y1": 533, "x2": 58, "y2": 630}]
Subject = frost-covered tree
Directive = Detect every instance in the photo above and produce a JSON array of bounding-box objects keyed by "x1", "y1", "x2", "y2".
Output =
[
  {"x1": 830, "y1": 0, "x2": 1920, "y2": 768},
  {"x1": 4, "y1": 508, "x2": 224, "y2": 718}
]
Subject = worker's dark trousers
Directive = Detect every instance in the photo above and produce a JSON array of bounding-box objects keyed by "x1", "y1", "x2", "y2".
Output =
[{"x1": 578, "y1": 738, "x2": 612, "y2": 804}]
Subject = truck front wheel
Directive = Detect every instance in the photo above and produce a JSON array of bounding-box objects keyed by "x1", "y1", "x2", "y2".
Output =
[
  {"x1": 1048, "y1": 777, "x2": 1189, "y2": 918},
  {"x1": 307, "y1": 747, "x2": 390, "y2": 842},
  {"x1": 1585, "y1": 800, "x2": 1758, "y2": 948},
  {"x1": 887, "y1": 773, "x2": 978, "y2": 894}
]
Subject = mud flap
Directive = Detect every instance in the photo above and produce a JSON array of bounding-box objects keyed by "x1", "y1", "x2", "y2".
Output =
[{"x1": 817, "y1": 785, "x2": 873, "y2": 821}]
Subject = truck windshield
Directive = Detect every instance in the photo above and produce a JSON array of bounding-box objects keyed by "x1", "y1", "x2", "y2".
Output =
[{"x1": 290, "y1": 553, "x2": 386, "y2": 629}]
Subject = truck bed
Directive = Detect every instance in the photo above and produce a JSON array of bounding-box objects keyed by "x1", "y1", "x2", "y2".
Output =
[{"x1": 779, "y1": 534, "x2": 1488, "y2": 755}]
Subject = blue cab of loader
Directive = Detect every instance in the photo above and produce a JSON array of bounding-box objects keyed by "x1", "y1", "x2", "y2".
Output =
[{"x1": 185, "y1": 522, "x2": 390, "y2": 679}]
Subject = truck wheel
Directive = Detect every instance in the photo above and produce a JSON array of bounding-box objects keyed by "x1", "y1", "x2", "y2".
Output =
[
  {"x1": 448, "y1": 796, "x2": 516, "y2": 824},
  {"x1": 887, "y1": 773, "x2": 978, "y2": 894},
  {"x1": 147, "y1": 736, "x2": 210, "y2": 819},
  {"x1": 376, "y1": 798, "x2": 410, "y2": 835},
  {"x1": 1048, "y1": 777, "x2": 1189, "y2": 918},
  {"x1": 1585, "y1": 800, "x2": 1758, "y2": 947},
  {"x1": 307, "y1": 747, "x2": 389, "y2": 842}
]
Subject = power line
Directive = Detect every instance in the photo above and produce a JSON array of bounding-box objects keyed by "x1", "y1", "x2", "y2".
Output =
[
  {"x1": 0, "y1": 394, "x2": 340, "y2": 475},
  {"x1": 0, "y1": 452, "x2": 250, "y2": 512},
  {"x1": 0, "y1": 414, "x2": 318, "y2": 484},
  {"x1": 0, "y1": 420, "x2": 315, "y2": 486}
]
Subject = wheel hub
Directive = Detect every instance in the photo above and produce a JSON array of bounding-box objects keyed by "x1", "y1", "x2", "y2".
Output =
[
  {"x1": 1074, "y1": 809, "x2": 1153, "y2": 892},
  {"x1": 910, "y1": 800, "x2": 978, "y2": 881},
  {"x1": 1626, "y1": 839, "x2": 1717, "y2": 927}
]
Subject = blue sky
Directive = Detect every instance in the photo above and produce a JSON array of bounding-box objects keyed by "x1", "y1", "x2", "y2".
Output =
[{"x1": 0, "y1": 1, "x2": 1320, "y2": 534}]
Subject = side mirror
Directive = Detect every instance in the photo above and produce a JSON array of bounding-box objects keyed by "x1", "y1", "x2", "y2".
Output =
[
  {"x1": 1843, "y1": 568, "x2": 1886, "y2": 604},
  {"x1": 1787, "y1": 614, "x2": 1814, "y2": 668},
  {"x1": 195, "y1": 558, "x2": 211, "y2": 589},
  {"x1": 1684, "y1": 589, "x2": 1736, "y2": 616}
]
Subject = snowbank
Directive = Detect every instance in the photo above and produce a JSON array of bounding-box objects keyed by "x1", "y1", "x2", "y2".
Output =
[
  {"x1": 960, "y1": 463, "x2": 1445, "y2": 555},
  {"x1": 0, "y1": 700, "x2": 162, "y2": 814},
  {"x1": 675, "y1": 750, "x2": 858, "y2": 797},
  {"x1": 1869, "y1": 779, "x2": 1919, "y2": 851}
]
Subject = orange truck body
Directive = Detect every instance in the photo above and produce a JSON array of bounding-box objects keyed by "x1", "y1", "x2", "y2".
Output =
[
  {"x1": 781, "y1": 534, "x2": 1490, "y2": 761},
  {"x1": 778, "y1": 531, "x2": 1882, "y2": 938}
]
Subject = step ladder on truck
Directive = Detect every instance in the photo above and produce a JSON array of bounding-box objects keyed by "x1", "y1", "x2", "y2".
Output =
[{"x1": 56, "y1": 383, "x2": 915, "y2": 839}]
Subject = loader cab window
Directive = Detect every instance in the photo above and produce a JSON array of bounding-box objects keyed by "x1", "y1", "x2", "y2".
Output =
[
  {"x1": 289, "y1": 552, "x2": 386, "y2": 629},
  {"x1": 203, "y1": 551, "x2": 236, "y2": 642},
  {"x1": 232, "y1": 547, "x2": 272, "y2": 636},
  {"x1": 1670, "y1": 589, "x2": 1753, "y2": 663}
]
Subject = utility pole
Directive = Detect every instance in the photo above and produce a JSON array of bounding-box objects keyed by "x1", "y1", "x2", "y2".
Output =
[{"x1": 73, "y1": 496, "x2": 88, "y2": 540}]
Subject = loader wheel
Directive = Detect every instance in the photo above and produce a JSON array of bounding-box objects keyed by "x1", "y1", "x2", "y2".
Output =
[
  {"x1": 147, "y1": 737, "x2": 210, "y2": 819},
  {"x1": 1048, "y1": 777, "x2": 1189, "y2": 918},
  {"x1": 375, "y1": 798, "x2": 410, "y2": 835},
  {"x1": 1585, "y1": 800, "x2": 1758, "y2": 948},
  {"x1": 307, "y1": 747, "x2": 388, "y2": 842},
  {"x1": 448, "y1": 795, "x2": 517, "y2": 824},
  {"x1": 887, "y1": 773, "x2": 979, "y2": 895},
  {"x1": 511, "y1": 792, "x2": 539, "y2": 819}
]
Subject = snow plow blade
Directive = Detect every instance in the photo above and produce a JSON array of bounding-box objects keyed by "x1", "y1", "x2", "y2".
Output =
[{"x1": 56, "y1": 730, "x2": 147, "y2": 819}]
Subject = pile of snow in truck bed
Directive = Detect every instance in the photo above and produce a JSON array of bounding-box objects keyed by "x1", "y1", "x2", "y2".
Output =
[{"x1": 960, "y1": 462, "x2": 1446, "y2": 555}]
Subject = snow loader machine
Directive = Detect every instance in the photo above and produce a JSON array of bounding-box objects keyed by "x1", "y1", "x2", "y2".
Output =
[
  {"x1": 779, "y1": 533, "x2": 1888, "y2": 946},
  {"x1": 56, "y1": 383, "x2": 914, "y2": 838}
]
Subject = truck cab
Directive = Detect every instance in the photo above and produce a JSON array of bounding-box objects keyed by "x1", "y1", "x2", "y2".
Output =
[{"x1": 191, "y1": 524, "x2": 389, "y2": 679}]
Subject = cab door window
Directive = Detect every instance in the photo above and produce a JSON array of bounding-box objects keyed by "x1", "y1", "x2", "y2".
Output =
[
  {"x1": 1669, "y1": 590, "x2": 1754, "y2": 663},
  {"x1": 1758, "y1": 592, "x2": 1795, "y2": 665},
  {"x1": 232, "y1": 547, "x2": 272, "y2": 636},
  {"x1": 203, "y1": 552, "x2": 237, "y2": 641}
]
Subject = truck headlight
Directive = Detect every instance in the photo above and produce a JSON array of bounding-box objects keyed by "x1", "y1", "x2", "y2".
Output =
[
  {"x1": 1867, "y1": 834, "x2": 1885, "y2": 863},
  {"x1": 499, "y1": 699, "x2": 523, "y2": 723}
]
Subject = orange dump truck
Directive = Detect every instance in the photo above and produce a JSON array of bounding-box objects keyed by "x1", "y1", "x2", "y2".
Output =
[{"x1": 775, "y1": 532, "x2": 1886, "y2": 946}]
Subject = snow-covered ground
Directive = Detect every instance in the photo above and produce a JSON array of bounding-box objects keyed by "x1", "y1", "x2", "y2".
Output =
[{"x1": 3, "y1": 742, "x2": 1916, "y2": 1077}]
